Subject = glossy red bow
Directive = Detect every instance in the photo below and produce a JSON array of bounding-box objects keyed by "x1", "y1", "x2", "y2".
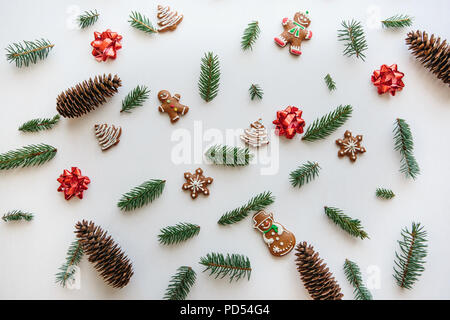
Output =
[
  {"x1": 91, "y1": 29, "x2": 122, "y2": 62},
  {"x1": 57, "y1": 167, "x2": 90, "y2": 200},
  {"x1": 273, "y1": 106, "x2": 305, "y2": 139},
  {"x1": 371, "y1": 64, "x2": 405, "y2": 96}
]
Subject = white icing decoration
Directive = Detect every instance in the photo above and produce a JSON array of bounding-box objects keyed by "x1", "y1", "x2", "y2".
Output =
[
  {"x1": 240, "y1": 119, "x2": 270, "y2": 148},
  {"x1": 94, "y1": 124, "x2": 121, "y2": 151},
  {"x1": 157, "y1": 5, "x2": 183, "y2": 31}
]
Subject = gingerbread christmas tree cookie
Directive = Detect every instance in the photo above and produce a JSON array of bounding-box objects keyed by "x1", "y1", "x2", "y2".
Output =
[
  {"x1": 182, "y1": 168, "x2": 213, "y2": 199},
  {"x1": 157, "y1": 90, "x2": 189, "y2": 123},
  {"x1": 336, "y1": 130, "x2": 366, "y2": 162}
]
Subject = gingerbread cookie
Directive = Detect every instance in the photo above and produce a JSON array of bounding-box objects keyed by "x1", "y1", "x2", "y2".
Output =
[
  {"x1": 94, "y1": 124, "x2": 122, "y2": 151},
  {"x1": 157, "y1": 5, "x2": 183, "y2": 32},
  {"x1": 253, "y1": 210, "x2": 296, "y2": 257},
  {"x1": 182, "y1": 168, "x2": 213, "y2": 199},
  {"x1": 336, "y1": 130, "x2": 366, "y2": 162},
  {"x1": 158, "y1": 90, "x2": 189, "y2": 123},
  {"x1": 274, "y1": 11, "x2": 313, "y2": 56}
]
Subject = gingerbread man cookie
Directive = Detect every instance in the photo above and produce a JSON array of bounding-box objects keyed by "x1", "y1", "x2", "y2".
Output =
[
  {"x1": 336, "y1": 130, "x2": 366, "y2": 162},
  {"x1": 158, "y1": 90, "x2": 189, "y2": 123},
  {"x1": 274, "y1": 11, "x2": 313, "y2": 56},
  {"x1": 182, "y1": 168, "x2": 213, "y2": 199}
]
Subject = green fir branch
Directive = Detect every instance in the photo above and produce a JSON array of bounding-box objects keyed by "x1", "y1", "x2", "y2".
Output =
[
  {"x1": 338, "y1": 20, "x2": 368, "y2": 61},
  {"x1": 128, "y1": 11, "x2": 158, "y2": 34},
  {"x1": 0, "y1": 143, "x2": 57, "y2": 170},
  {"x1": 302, "y1": 105, "x2": 353, "y2": 142},
  {"x1": 376, "y1": 188, "x2": 395, "y2": 199},
  {"x1": 2, "y1": 210, "x2": 34, "y2": 222},
  {"x1": 158, "y1": 222, "x2": 200, "y2": 245},
  {"x1": 324, "y1": 206, "x2": 369, "y2": 240},
  {"x1": 394, "y1": 118, "x2": 420, "y2": 179},
  {"x1": 78, "y1": 10, "x2": 99, "y2": 29},
  {"x1": 393, "y1": 222, "x2": 427, "y2": 289},
  {"x1": 164, "y1": 266, "x2": 196, "y2": 300},
  {"x1": 199, "y1": 252, "x2": 251, "y2": 282},
  {"x1": 198, "y1": 52, "x2": 220, "y2": 102},
  {"x1": 205, "y1": 145, "x2": 253, "y2": 167},
  {"x1": 249, "y1": 84, "x2": 263, "y2": 100},
  {"x1": 344, "y1": 259, "x2": 373, "y2": 300},
  {"x1": 381, "y1": 15, "x2": 413, "y2": 28},
  {"x1": 241, "y1": 21, "x2": 260, "y2": 51},
  {"x1": 118, "y1": 179, "x2": 166, "y2": 211},
  {"x1": 324, "y1": 74, "x2": 336, "y2": 91},
  {"x1": 121, "y1": 85, "x2": 150, "y2": 113},
  {"x1": 55, "y1": 239, "x2": 84, "y2": 287},
  {"x1": 18, "y1": 114, "x2": 60, "y2": 132},
  {"x1": 6, "y1": 39, "x2": 54, "y2": 68},
  {"x1": 290, "y1": 161, "x2": 321, "y2": 188},
  {"x1": 218, "y1": 191, "x2": 274, "y2": 225}
]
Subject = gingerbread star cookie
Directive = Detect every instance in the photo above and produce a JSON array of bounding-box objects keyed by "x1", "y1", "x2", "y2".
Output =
[
  {"x1": 336, "y1": 130, "x2": 366, "y2": 162},
  {"x1": 182, "y1": 168, "x2": 213, "y2": 199},
  {"x1": 157, "y1": 90, "x2": 189, "y2": 123}
]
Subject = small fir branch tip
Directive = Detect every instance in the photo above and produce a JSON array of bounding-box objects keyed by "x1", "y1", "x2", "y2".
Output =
[
  {"x1": 2, "y1": 210, "x2": 34, "y2": 222},
  {"x1": 324, "y1": 74, "x2": 336, "y2": 91},
  {"x1": 18, "y1": 114, "x2": 60, "y2": 132},
  {"x1": 344, "y1": 259, "x2": 373, "y2": 300},
  {"x1": 121, "y1": 85, "x2": 150, "y2": 113},
  {"x1": 164, "y1": 266, "x2": 196, "y2": 300},
  {"x1": 78, "y1": 10, "x2": 99, "y2": 29},
  {"x1": 218, "y1": 191, "x2": 274, "y2": 225},
  {"x1": 199, "y1": 252, "x2": 252, "y2": 282},
  {"x1": 158, "y1": 222, "x2": 200, "y2": 245},
  {"x1": 302, "y1": 105, "x2": 353, "y2": 142},
  {"x1": 381, "y1": 15, "x2": 413, "y2": 28},
  {"x1": 241, "y1": 21, "x2": 260, "y2": 51},
  {"x1": 205, "y1": 145, "x2": 253, "y2": 167},
  {"x1": 338, "y1": 20, "x2": 368, "y2": 61},
  {"x1": 0, "y1": 143, "x2": 57, "y2": 170},
  {"x1": 128, "y1": 11, "x2": 158, "y2": 34},
  {"x1": 118, "y1": 179, "x2": 166, "y2": 211},
  {"x1": 6, "y1": 39, "x2": 54, "y2": 68},
  {"x1": 198, "y1": 52, "x2": 221, "y2": 102},
  {"x1": 393, "y1": 222, "x2": 427, "y2": 289},
  {"x1": 55, "y1": 240, "x2": 84, "y2": 287},
  {"x1": 290, "y1": 161, "x2": 321, "y2": 188},
  {"x1": 393, "y1": 118, "x2": 420, "y2": 179},
  {"x1": 376, "y1": 188, "x2": 395, "y2": 199},
  {"x1": 249, "y1": 84, "x2": 263, "y2": 100},
  {"x1": 324, "y1": 206, "x2": 369, "y2": 240}
]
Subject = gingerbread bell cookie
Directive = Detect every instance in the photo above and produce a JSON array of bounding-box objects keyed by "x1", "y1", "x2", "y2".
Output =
[
  {"x1": 158, "y1": 90, "x2": 189, "y2": 123},
  {"x1": 253, "y1": 210, "x2": 296, "y2": 257},
  {"x1": 336, "y1": 130, "x2": 366, "y2": 162},
  {"x1": 182, "y1": 168, "x2": 213, "y2": 199},
  {"x1": 274, "y1": 10, "x2": 312, "y2": 56}
]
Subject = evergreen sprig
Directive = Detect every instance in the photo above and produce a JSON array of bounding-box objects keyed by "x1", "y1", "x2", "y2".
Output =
[
  {"x1": 128, "y1": 11, "x2": 158, "y2": 34},
  {"x1": 302, "y1": 105, "x2": 353, "y2": 142},
  {"x1": 205, "y1": 145, "x2": 253, "y2": 167},
  {"x1": 164, "y1": 266, "x2": 196, "y2": 300},
  {"x1": 199, "y1": 252, "x2": 251, "y2": 282},
  {"x1": 118, "y1": 179, "x2": 166, "y2": 211},
  {"x1": 0, "y1": 143, "x2": 57, "y2": 170},
  {"x1": 2, "y1": 210, "x2": 34, "y2": 222},
  {"x1": 344, "y1": 259, "x2": 373, "y2": 300},
  {"x1": 77, "y1": 10, "x2": 99, "y2": 29},
  {"x1": 376, "y1": 188, "x2": 395, "y2": 199},
  {"x1": 324, "y1": 74, "x2": 336, "y2": 91},
  {"x1": 249, "y1": 84, "x2": 263, "y2": 100},
  {"x1": 18, "y1": 115, "x2": 60, "y2": 132},
  {"x1": 241, "y1": 21, "x2": 260, "y2": 51},
  {"x1": 394, "y1": 118, "x2": 420, "y2": 179},
  {"x1": 324, "y1": 206, "x2": 369, "y2": 240},
  {"x1": 158, "y1": 222, "x2": 200, "y2": 245},
  {"x1": 6, "y1": 39, "x2": 55, "y2": 68},
  {"x1": 198, "y1": 52, "x2": 220, "y2": 102},
  {"x1": 55, "y1": 239, "x2": 84, "y2": 287},
  {"x1": 393, "y1": 222, "x2": 427, "y2": 289},
  {"x1": 218, "y1": 191, "x2": 274, "y2": 225},
  {"x1": 381, "y1": 15, "x2": 413, "y2": 28},
  {"x1": 290, "y1": 161, "x2": 321, "y2": 188},
  {"x1": 121, "y1": 85, "x2": 150, "y2": 113},
  {"x1": 338, "y1": 20, "x2": 368, "y2": 61}
]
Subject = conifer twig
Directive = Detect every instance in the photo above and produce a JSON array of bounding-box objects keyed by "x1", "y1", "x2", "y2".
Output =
[
  {"x1": 338, "y1": 20, "x2": 368, "y2": 61},
  {"x1": 18, "y1": 115, "x2": 60, "y2": 132},
  {"x1": 290, "y1": 161, "x2": 321, "y2": 188},
  {"x1": 376, "y1": 188, "x2": 395, "y2": 199},
  {"x1": 205, "y1": 145, "x2": 253, "y2": 167},
  {"x1": 78, "y1": 10, "x2": 99, "y2": 29},
  {"x1": 158, "y1": 223, "x2": 200, "y2": 245},
  {"x1": 121, "y1": 85, "x2": 150, "y2": 113},
  {"x1": 0, "y1": 144, "x2": 57, "y2": 170},
  {"x1": 55, "y1": 239, "x2": 84, "y2": 287},
  {"x1": 381, "y1": 15, "x2": 413, "y2": 28},
  {"x1": 164, "y1": 266, "x2": 196, "y2": 300},
  {"x1": 241, "y1": 21, "x2": 260, "y2": 51},
  {"x1": 2, "y1": 210, "x2": 34, "y2": 222},
  {"x1": 128, "y1": 11, "x2": 158, "y2": 34},
  {"x1": 324, "y1": 74, "x2": 336, "y2": 91},
  {"x1": 199, "y1": 252, "x2": 251, "y2": 282},
  {"x1": 324, "y1": 206, "x2": 369, "y2": 239},
  {"x1": 249, "y1": 84, "x2": 263, "y2": 100},
  {"x1": 6, "y1": 39, "x2": 54, "y2": 68},
  {"x1": 198, "y1": 52, "x2": 220, "y2": 102},
  {"x1": 344, "y1": 259, "x2": 373, "y2": 300},
  {"x1": 118, "y1": 179, "x2": 166, "y2": 211},
  {"x1": 394, "y1": 118, "x2": 420, "y2": 179}
]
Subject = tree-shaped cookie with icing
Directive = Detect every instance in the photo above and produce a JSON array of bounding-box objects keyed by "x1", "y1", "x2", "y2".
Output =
[{"x1": 274, "y1": 11, "x2": 313, "y2": 56}]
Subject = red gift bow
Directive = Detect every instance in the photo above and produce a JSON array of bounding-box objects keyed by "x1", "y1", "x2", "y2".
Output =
[
  {"x1": 371, "y1": 64, "x2": 405, "y2": 96},
  {"x1": 273, "y1": 106, "x2": 305, "y2": 139},
  {"x1": 91, "y1": 29, "x2": 122, "y2": 62},
  {"x1": 57, "y1": 167, "x2": 91, "y2": 200}
]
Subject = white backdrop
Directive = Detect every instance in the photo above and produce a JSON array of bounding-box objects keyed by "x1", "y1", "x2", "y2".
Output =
[{"x1": 1, "y1": 0, "x2": 449, "y2": 300}]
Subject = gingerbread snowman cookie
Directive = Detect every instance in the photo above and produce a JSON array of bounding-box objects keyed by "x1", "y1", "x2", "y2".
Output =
[
  {"x1": 158, "y1": 90, "x2": 189, "y2": 123},
  {"x1": 274, "y1": 11, "x2": 313, "y2": 56},
  {"x1": 253, "y1": 210, "x2": 296, "y2": 257}
]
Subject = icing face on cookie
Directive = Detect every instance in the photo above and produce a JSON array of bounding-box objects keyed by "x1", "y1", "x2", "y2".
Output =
[
  {"x1": 257, "y1": 216, "x2": 273, "y2": 232},
  {"x1": 158, "y1": 90, "x2": 170, "y2": 102},
  {"x1": 294, "y1": 11, "x2": 311, "y2": 28}
]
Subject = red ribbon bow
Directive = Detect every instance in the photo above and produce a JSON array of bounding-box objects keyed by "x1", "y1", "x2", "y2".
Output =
[
  {"x1": 57, "y1": 167, "x2": 90, "y2": 200},
  {"x1": 371, "y1": 64, "x2": 405, "y2": 96},
  {"x1": 91, "y1": 29, "x2": 122, "y2": 62},
  {"x1": 273, "y1": 106, "x2": 305, "y2": 139}
]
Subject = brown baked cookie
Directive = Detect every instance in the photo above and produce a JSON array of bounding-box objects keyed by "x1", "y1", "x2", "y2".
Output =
[
  {"x1": 274, "y1": 11, "x2": 313, "y2": 56},
  {"x1": 182, "y1": 168, "x2": 213, "y2": 199},
  {"x1": 157, "y1": 90, "x2": 189, "y2": 123},
  {"x1": 157, "y1": 5, "x2": 183, "y2": 32},
  {"x1": 336, "y1": 130, "x2": 366, "y2": 162}
]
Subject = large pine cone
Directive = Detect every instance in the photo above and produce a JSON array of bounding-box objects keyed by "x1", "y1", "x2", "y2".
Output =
[
  {"x1": 75, "y1": 220, "x2": 133, "y2": 288},
  {"x1": 57, "y1": 74, "x2": 122, "y2": 118},
  {"x1": 406, "y1": 30, "x2": 449, "y2": 85},
  {"x1": 295, "y1": 241, "x2": 343, "y2": 300}
]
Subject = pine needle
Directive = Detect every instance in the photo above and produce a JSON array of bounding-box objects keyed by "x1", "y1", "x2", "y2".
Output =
[
  {"x1": 324, "y1": 206, "x2": 369, "y2": 240},
  {"x1": 118, "y1": 179, "x2": 166, "y2": 211},
  {"x1": 121, "y1": 85, "x2": 150, "y2": 113},
  {"x1": 381, "y1": 15, "x2": 413, "y2": 28},
  {"x1": 205, "y1": 145, "x2": 253, "y2": 167},
  {"x1": 324, "y1": 74, "x2": 336, "y2": 91},
  {"x1": 198, "y1": 52, "x2": 220, "y2": 102},
  {"x1": 164, "y1": 266, "x2": 196, "y2": 300},
  {"x1": 376, "y1": 188, "x2": 395, "y2": 199},
  {"x1": 0, "y1": 143, "x2": 57, "y2": 170},
  {"x1": 290, "y1": 161, "x2": 321, "y2": 188},
  {"x1": 18, "y1": 115, "x2": 60, "y2": 132},
  {"x1": 2, "y1": 210, "x2": 34, "y2": 222},
  {"x1": 344, "y1": 259, "x2": 373, "y2": 300},
  {"x1": 249, "y1": 84, "x2": 263, "y2": 100},
  {"x1": 78, "y1": 9, "x2": 99, "y2": 29},
  {"x1": 128, "y1": 11, "x2": 158, "y2": 34},
  {"x1": 241, "y1": 21, "x2": 260, "y2": 51},
  {"x1": 55, "y1": 239, "x2": 84, "y2": 287},
  {"x1": 158, "y1": 222, "x2": 200, "y2": 245},
  {"x1": 338, "y1": 20, "x2": 368, "y2": 61},
  {"x1": 199, "y1": 252, "x2": 252, "y2": 282},
  {"x1": 393, "y1": 118, "x2": 420, "y2": 179},
  {"x1": 6, "y1": 39, "x2": 54, "y2": 68}
]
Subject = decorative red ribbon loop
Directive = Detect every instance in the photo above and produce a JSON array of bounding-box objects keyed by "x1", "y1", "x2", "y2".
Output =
[
  {"x1": 371, "y1": 64, "x2": 405, "y2": 96},
  {"x1": 273, "y1": 106, "x2": 305, "y2": 139},
  {"x1": 91, "y1": 29, "x2": 122, "y2": 62},
  {"x1": 57, "y1": 167, "x2": 90, "y2": 200}
]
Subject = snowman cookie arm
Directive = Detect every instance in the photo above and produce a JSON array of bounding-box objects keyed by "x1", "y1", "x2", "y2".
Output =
[
  {"x1": 262, "y1": 233, "x2": 275, "y2": 246},
  {"x1": 274, "y1": 223, "x2": 285, "y2": 235}
]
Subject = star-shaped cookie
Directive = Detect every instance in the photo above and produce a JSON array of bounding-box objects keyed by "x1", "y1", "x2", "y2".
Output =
[
  {"x1": 182, "y1": 168, "x2": 213, "y2": 199},
  {"x1": 336, "y1": 130, "x2": 366, "y2": 162}
]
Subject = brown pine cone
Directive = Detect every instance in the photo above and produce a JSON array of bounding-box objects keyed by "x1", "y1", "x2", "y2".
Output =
[
  {"x1": 56, "y1": 74, "x2": 122, "y2": 118},
  {"x1": 405, "y1": 30, "x2": 449, "y2": 85},
  {"x1": 75, "y1": 220, "x2": 133, "y2": 288},
  {"x1": 295, "y1": 241, "x2": 343, "y2": 300}
]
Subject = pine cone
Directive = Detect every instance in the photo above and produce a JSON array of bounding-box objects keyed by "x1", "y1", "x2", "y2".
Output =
[
  {"x1": 406, "y1": 30, "x2": 450, "y2": 85},
  {"x1": 75, "y1": 220, "x2": 133, "y2": 288},
  {"x1": 56, "y1": 74, "x2": 122, "y2": 118},
  {"x1": 295, "y1": 241, "x2": 343, "y2": 300}
]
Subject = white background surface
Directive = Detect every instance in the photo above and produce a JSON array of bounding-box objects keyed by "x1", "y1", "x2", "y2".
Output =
[{"x1": 0, "y1": 0, "x2": 449, "y2": 300}]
